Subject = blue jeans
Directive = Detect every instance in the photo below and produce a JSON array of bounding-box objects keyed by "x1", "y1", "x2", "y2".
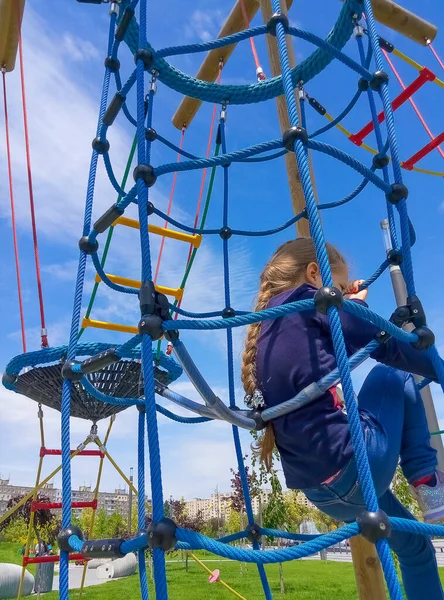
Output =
[{"x1": 303, "y1": 365, "x2": 442, "y2": 600}]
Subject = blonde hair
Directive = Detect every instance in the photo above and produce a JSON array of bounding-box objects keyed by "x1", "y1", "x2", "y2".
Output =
[{"x1": 241, "y1": 238, "x2": 346, "y2": 471}]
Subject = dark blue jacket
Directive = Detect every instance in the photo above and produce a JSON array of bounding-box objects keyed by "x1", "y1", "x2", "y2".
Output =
[{"x1": 256, "y1": 284, "x2": 436, "y2": 489}]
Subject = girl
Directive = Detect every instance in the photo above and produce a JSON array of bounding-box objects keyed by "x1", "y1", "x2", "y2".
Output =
[{"x1": 242, "y1": 238, "x2": 444, "y2": 600}]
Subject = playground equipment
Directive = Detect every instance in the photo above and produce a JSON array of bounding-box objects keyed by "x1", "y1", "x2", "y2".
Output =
[{"x1": 2, "y1": 0, "x2": 444, "y2": 599}]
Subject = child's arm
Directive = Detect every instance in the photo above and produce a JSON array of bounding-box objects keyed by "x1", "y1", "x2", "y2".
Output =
[{"x1": 317, "y1": 287, "x2": 438, "y2": 381}]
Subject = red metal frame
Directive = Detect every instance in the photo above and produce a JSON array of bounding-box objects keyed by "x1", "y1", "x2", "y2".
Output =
[
  {"x1": 401, "y1": 130, "x2": 444, "y2": 170},
  {"x1": 23, "y1": 553, "x2": 86, "y2": 566},
  {"x1": 349, "y1": 68, "x2": 436, "y2": 146},
  {"x1": 31, "y1": 499, "x2": 97, "y2": 511},
  {"x1": 40, "y1": 447, "x2": 104, "y2": 458}
]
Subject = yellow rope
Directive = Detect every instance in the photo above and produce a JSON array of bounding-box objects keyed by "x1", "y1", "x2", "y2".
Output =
[
  {"x1": 190, "y1": 553, "x2": 248, "y2": 600},
  {"x1": 79, "y1": 418, "x2": 115, "y2": 597}
]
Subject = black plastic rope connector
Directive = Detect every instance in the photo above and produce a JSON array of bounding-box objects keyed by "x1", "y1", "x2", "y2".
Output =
[
  {"x1": 386, "y1": 183, "x2": 408, "y2": 205},
  {"x1": 164, "y1": 329, "x2": 179, "y2": 344},
  {"x1": 283, "y1": 126, "x2": 308, "y2": 151},
  {"x1": 103, "y1": 93, "x2": 125, "y2": 126},
  {"x1": 115, "y1": 7, "x2": 135, "y2": 41},
  {"x1": 219, "y1": 226, "x2": 232, "y2": 240},
  {"x1": 78, "y1": 236, "x2": 99, "y2": 255},
  {"x1": 139, "y1": 280, "x2": 157, "y2": 315},
  {"x1": 378, "y1": 36, "x2": 394, "y2": 53},
  {"x1": 308, "y1": 96, "x2": 326, "y2": 116},
  {"x1": 147, "y1": 518, "x2": 177, "y2": 551},
  {"x1": 246, "y1": 523, "x2": 262, "y2": 544},
  {"x1": 357, "y1": 510, "x2": 391, "y2": 543},
  {"x1": 222, "y1": 307, "x2": 235, "y2": 319},
  {"x1": 133, "y1": 163, "x2": 157, "y2": 187},
  {"x1": 93, "y1": 203, "x2": 123, "y2": 234},
  {"x1": 82, "y1": 538, "x2": 125, "y2": 559},
  {"x1": 372, "y1": 154, "x2": 389, "y2": 170},
  {"x1": 406, "y1": 295, "x2": 426, "y2": 328},
  {"x1": 390, "y1": 305, "x2": 411, "y2": 328},
  {"x1": 81, "y1": 348, "x2": 120, "y2": 375},
  {"x1": 374, "y1": 329, "x2": 391, "y2": 344},
  {"x1": 104, "y1": 56, "x2": 120, "y2": 72},
  {"x1": 387, "y1": 249, "x2": 402, "y2": 266},
  {"x1": 58, "y1": 525, "x2": 84, "y2": 552},
  {"x1": 314, "y1": 287, "x2": 344, "y2": 315},
  {"x1": 139, "y1": 315, "x2": 164, "y2": 340},
  {"x1": 61, "y1": 360, "x2": 84, "y2": 382},
  {"x1": 370, "y1": 70, "x2": 389, "y2": 91},
  {"x1": 134, "y1": 48, "x2": 154, "y2": 70},
  {"x1": 267, "y1": 12, "x2": 289, "y2": 36},
  {"x1": 251, "y1": 410, "x2": 267, "y2": 431},
  {"x1": 412, "y1": 327, "x2": 435, "y2": 350},
  {"x1": 145, "y1": 127, "x2": 157, "y2": 142},
  {"x1": 358, "y1": 77, "x2": 369, "y2": 92},
  {"x1": 92, "y1": 136, "x2": 110, "y2": 154},
  {"x1": 147, "y1": 201, "x2": 155, "y2": 215}
]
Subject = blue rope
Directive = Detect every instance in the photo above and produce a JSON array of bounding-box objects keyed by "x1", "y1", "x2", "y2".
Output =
[{"x1": 19, "y1": 2, "x2": 444, "y2": 598}]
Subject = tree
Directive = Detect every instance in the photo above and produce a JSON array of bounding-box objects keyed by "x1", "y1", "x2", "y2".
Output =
[
  {"x1": 0, "y1": 517, "x2": 28, "y2": 543},
  {"x1": 284, "y1": 492, "x2": 315, "y2": 532},
  {"x1": 262, "y1": 471, "x2": 287, "y2": 594},
  {"x1": 0, "y1": 493, "x2": 57, "y2": 544},
  {"x1": 230, "y1": 456, "x2": 256, "y2": 513},
  {"x1": 79, "y1": 507, "x2": 94, "y2": 537},
  {"x1": 168, "y1": 498, "x2": 204, "y2": 532},
  {"x1": 108, "y1": 512, "x2": 126, "y2": 537},
  {"x1": 94, "y1": 508, "x2": 109, "y2": 538},
  {"x1": 392, "y1": 465, "x2": 421, "y2": 518},
  {"x1": 202, "y1": 517, "x2": 220, "y2": 539},
  {"x1": 226, "y1": 510, "x2": 242, "y2": 535},
  {"x1": 312, "y1": 509, "x2": 341, "y2": 533},
  {"x1": 163, "y1": 500, "x2": 171, "y2": 518}
]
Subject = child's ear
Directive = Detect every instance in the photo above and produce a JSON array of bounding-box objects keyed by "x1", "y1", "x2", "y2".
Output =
[{"x1": 306, "y1": 262, "x2": 319, "y2": 284}]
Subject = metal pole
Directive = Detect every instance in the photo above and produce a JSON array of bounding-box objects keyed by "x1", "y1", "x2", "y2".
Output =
[
  {"x1": 128, "y1": 467, "x2": 133, "y2": 534},
  {"x1": 380, "y1": 220, "x2": 444, "y2": 469}
]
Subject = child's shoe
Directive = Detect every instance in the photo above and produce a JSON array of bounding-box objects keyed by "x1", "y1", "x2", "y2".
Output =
[{"x1": 410, "y1": 471, "x2": 444, "y2": 523}]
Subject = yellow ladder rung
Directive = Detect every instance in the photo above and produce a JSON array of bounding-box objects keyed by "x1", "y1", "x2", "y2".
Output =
[
  {"x1": 113, "y1": 216, "x2": 202, "y2": 248},
  {"x1": 95, "y1": 273, "x2": 184, "y2": 301},
  {"x1": 82, "y1": 317, "x2": 138, "y2": 335}
]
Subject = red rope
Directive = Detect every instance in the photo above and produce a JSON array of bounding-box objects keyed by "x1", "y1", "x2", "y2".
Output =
[
  {"x1": 2, "y1": 70, "x2": 27, "y2": 353},
  {"x1": 239, "y1": 0, "x2": 266, "y2": 81},
  {"x1": 18, "y1": 32, "x2": 48, "y2": 347},
  {"x1": 174, "y1": 64, "x2": 224, "y2": 321},
  {"x1": 429, "y1": 43, "x2": 444, "y2": 71},
  {"x1": 383, "y1": 49, "x2": 444, "y2": 160},
  {"x1": 153, "y1": 128, "x2": 186, "y2": 284}
]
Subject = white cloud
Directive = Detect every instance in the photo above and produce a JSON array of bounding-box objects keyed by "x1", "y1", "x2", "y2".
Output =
[
  {"x1": 61, "y1": 34, "x2": 100, "y2": 63},
  {"x1": 184, "y1": 10, "x2": 225, "y2": 43}
]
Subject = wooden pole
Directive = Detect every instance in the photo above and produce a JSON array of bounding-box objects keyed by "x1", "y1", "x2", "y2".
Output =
[
  {"x1": 349, "y1": 536, "x2": 386, "y2": 600},
  {"x1": 172, "y1": 0, "x2": 293, "y2": 130},
  {"x1": 260, "y1": 0, "x2": 316, "y2": 238},
  {"x1": 366, "y1": 0, "x2": 437, "y2": 46}
]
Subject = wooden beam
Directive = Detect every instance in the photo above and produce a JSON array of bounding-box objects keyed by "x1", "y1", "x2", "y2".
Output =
[
  {"x1": 172, "y1": 0, "x2": 293, "y2": 130},
  {"x1": 368, "y1": 0, "x2": 437, "y2": 46},
  {"x1": 349, "y1": 536, "x2": 386, "y2": 600},
  {"x1": 260, "y1": 0, "x2": 314, "y2": 238},
  {"x1": 0, "y1": 0, "x2": 26, "y2": 72}
]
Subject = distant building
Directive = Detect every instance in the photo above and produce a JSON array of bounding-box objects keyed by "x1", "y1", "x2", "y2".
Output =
[
  {"x1": 185, "y1": 492, "x2": 232, "y2": 522},
  {"x1": 0, "y1": 478, "x2": 144, "y2": 519}
]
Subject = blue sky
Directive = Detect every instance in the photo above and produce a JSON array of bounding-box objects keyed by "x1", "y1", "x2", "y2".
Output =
[{"x1": 0, "y1": 0, "x2": 443, "y2": 501}]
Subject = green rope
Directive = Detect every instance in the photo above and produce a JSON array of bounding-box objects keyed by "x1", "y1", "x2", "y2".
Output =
[
  {"x1": 78, "y1": 134, "x2": 138, "y2": 339},
  {"x1": 155, "y1": 142, "x2": 221, "y2": 360},
  {"x1": 431, "y1": 430, "x2": 444, "y2": 436}
]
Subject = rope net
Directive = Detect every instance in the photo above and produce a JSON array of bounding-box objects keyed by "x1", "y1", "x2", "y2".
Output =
[{"x1": 3, "y1": 1, "x2": 444, "y2": 599}]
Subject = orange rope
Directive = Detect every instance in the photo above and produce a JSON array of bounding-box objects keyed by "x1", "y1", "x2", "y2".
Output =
[
  {"x1": 2, "y1": 70, "x2": 27, "y2": 352},
  {"x1": 153, "y1": 128, "x2": 185, "y2": 284},
  {"x1": 239, "y1": 0, "x2": 265, "y2": 81},
  {"x1": 429, "y1": 43, "x2": 444, "y2": 71},
  {"x1": 382, "y1": 49, "x2": 444, "y2": 160}
]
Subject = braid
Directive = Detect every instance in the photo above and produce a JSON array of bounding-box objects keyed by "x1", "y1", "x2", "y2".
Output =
[{"x1": 241, "y1": 280, "x2": 274, "y2": 396}]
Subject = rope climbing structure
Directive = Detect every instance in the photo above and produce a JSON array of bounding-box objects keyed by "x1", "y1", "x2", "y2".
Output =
[{"x1": 2, "y1": 0, "x2": 444, "y2": 599}]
